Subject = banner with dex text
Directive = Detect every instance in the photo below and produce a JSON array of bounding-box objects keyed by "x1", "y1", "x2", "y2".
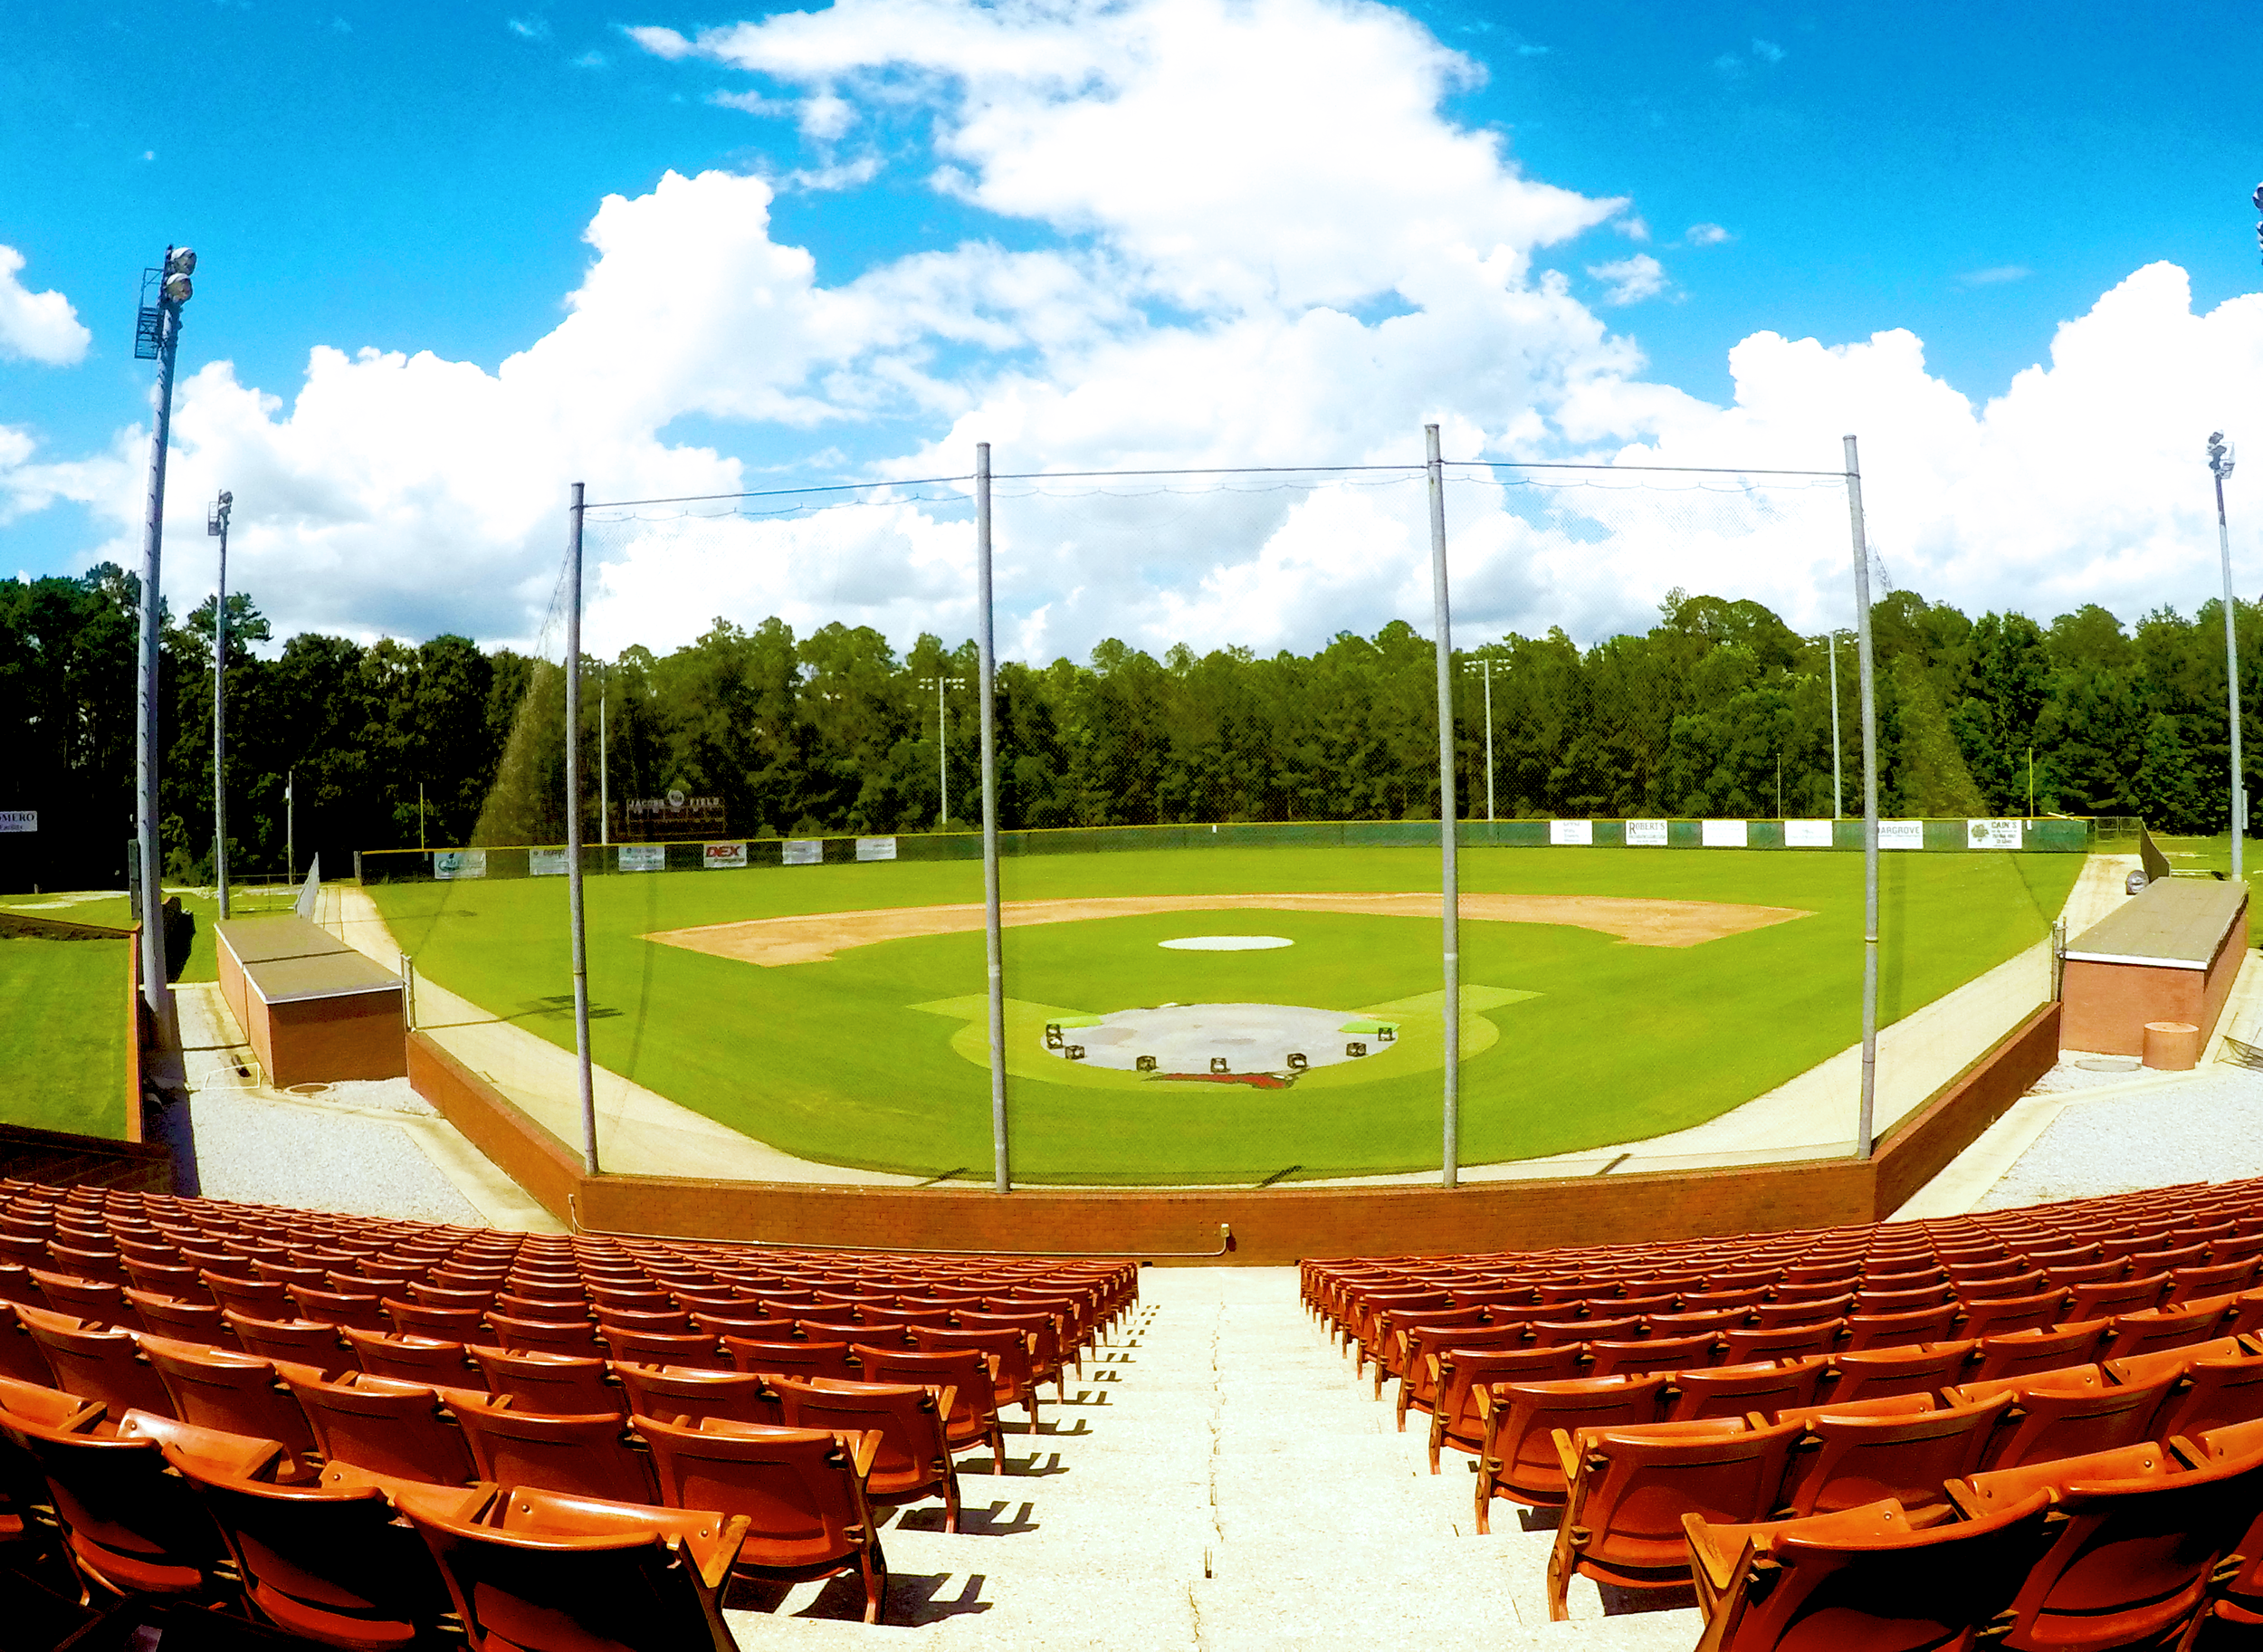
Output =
[{"x1": 703, "y1": 842, "x2": 749, "y2": 870}]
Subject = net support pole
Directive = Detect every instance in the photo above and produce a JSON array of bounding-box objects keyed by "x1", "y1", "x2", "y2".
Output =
[
  {"x1": 1427, "y1": 423, "x2": 1461, "y2": 1189},
  {"x1": 565, "y1": 482, "x2": 600, "y2": 1177},
  {"x1": 1846, "y1": 435, "x2": 1882, "y2": 1160},
  {"x1": 1829, "y1": 630, "x2": 1843, "y2": 819},
  {"x1": 977, "y1": 443, "x2": 1010, "y2": 1194},
  {"x1": 2218, "y1": 464, "x2": 2244, "y2": 881}
]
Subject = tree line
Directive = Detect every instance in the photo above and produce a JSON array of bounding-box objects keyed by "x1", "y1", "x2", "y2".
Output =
[{"x1": 2, "y1": 567, "x2": 2252, "y2": 892}]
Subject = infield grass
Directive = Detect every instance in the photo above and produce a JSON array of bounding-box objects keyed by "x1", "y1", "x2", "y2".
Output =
[
  {"x1": 0, "y1": 937, "x2": 129, "y2": 1139},
  {"x1": 370, "y1": 845, "x2": 2078, "y2": 1184}
]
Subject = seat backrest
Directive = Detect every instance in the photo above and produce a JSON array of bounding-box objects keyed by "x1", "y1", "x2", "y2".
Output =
[
  {"x1": 2065, "y1": 1272, "x2": 2173, "y2": 1321},
  {"x1": 119, "y1": 1288, "x2": 229, "y2": 1351},
  {"x1": 1779, "y1": 1392, "x2": 2014, "y2": 1516},
  {"x1": 453, "y1": 1405, "x2": 658, "y2": 1504},
  {"x1": 2103, "y1": 1301, "x2": 2231, "y2": 1363},
  {"x1": 1666, "y1": 1359, "x2": 1826, "y2": 1423},
  {"x1": 1700, "y1": 1492, "x2": 2057, "y2": 1652},
  {"x1": 200, "y1": 1271, "x2": 291, "y2": 1319},
  {"x1": 282, "y1": 1369, "x2": 482, "y2": 1486},
  {"x1": 1838, "y1": 1303, "x2": 1963, "y2": 1351},
  {"x1": 467, "y1": 1345, "x2": 625, "y2": 1416},
  {"x1": 615, "y1": 1364, "x2": 783, "y2": 1429},
  {"x1": 850, "y1": 1345, "x2": 998, "y2": 1432},
  {"x1": 381, "y1": 1298, "x2": 487, "y2": 1340},
  {"x1": 484, "y1": 1312, "x2": 601, "y2": 1360},
  {"x1": 1719, "y1": 1322, "x2": 1844, "y2": 1365},
  {"x1": 134, "y1": 1336, "x2": 319, "y2": 1474},
  {"x1": 221, "y1": 1312, "x2": 349, "y2": 1377},
  {"x1": 1586, "y1": 1332, "x2": 1724, "y2": 1380},
  {"x1": 769, "y1": 1377, "x2": 953, "y2": 1503},
  {"x1": 400, "y1": 1488, "x2": 738, "y2": 1652},
  {"x1": 596, "y1": 1305, "x2": 695, "y2": 1334},
  {"x1": 14, "y1": 1304, "x2": 177, "y2": 1420},
  {"x1": 1977, "y1": 1373, "x2": 2177, "y2": 1472},
  {"x1": 1952, "y1": 1290, "x2": 2067, "y2": 1339},
  {"x1": 1567, "y1": 1418, "x2": 1801, "y2": 1573},
  {"x1": 285, "y1": 1284, "x2": 388, "y2": 1333},
  {"x1": 1430, "y1": 1344, "x2": 1587, "y2": 1449},
  {"x1": 602, "y1": 1328, "x2": 730, "y2": 1372},
  {"x1": 29, "y1": 1268, "x2": 128, "y2": 1324},
  {"x1": 1483, "y1": 1374, "x2": 1671, "y2": 1503},
  {"x1": 637, "y1": 1414, "x2": 872, "y2": 1571},
  {"x1": 2150, "y1": 1347, "x2": 2263, "y2": 1440},
  {"x1": 341, "y1": 1325, "x2": 485, "y2": 1389},
  {"x1": 722, "y1": 1337, "x2": 857, "y2": 1383},
  {"x1": 1971, "y1": 1320, "x2": 2111, "y2": 1384},
  {"x1": 907, "y1": 1326, "x2": 1036, "y2": 1397}
]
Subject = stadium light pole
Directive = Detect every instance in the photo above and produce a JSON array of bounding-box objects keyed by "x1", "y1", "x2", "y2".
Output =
[
  {"x1": 2210, "y1": 432, "x2": 2243, "y2": 881},
  {"x1": 1828, "y1": 631, "x2": 1844, "y2": 819},
  {"x1": 598, "y1": 664, "x2": 610, "y2": 848},
  {"x1": 1846, "y1": 435, "x2": 1883, "y2": 1160},
  {"x1": 918, "y1": 674, "x2": 969, "y2": 827},
  {"x1": 133, "y1": 245, "x2": 196, "y2": 1043},
  {"x1": 207, "y1": 490, "x2": 233, "y2": 921},
  {"x1": 565, "y1": 483, "x2": 599, "y2": 1176},
  {"x1": 976, "y1": 444, "x2": 1010, "y2": 1193},
  {"x1": 1460, "y1": 656, "x2": 1495, "y2": 822},
  {"x1": 1427, "y1": 423, "x2": 1461, "y2": 1189}
]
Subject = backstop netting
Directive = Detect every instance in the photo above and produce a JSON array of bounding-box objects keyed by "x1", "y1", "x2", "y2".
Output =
[{"x1": 356, "y1": 454, "x2": 2080, "y2": 1191}]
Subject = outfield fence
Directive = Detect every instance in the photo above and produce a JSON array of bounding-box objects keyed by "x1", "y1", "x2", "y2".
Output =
[{"x1": 351, "y1": 432, "x2": 2110, "y2": 1198}]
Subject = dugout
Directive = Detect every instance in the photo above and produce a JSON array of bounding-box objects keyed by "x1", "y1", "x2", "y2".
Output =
[
  {"x1": 215, "y1": 915, "x2": 406, "y2": 1088},
  {"x1": 2059, "y1": 877, "x2": 2249, "y2": 1057}
]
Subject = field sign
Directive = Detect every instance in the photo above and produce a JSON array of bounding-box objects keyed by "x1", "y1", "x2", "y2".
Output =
[
  {"x1": 1624, "y1": 819, "x2": 1668, "y2": 845},
  {"x1": 1967, "y1": 818, "x2": 2024, "y2": 849},
  {"x1": 433, "y1": 850, "x2": 486, "y2": 880},
  {"x1": 855, "y1": 836, "x2": 899, "y2": 862},
  {"x1": 0, "y1": 812, "x2": 35, "y2": 834},
  {"x1": 1701, "y1": 819, "x2": 1748, "y2": 847},
  {"x1": 1880, "y1": 820, "x2": 1924, "y2": 849},
  {"x1": 783, "y1": 839, "x2": 823, "y2": 865},
  {"x1": 619, "y1": 845, "x2": 665, "y2": 873},
  {"x1": 1784, "y1": 819, "x2": 1833, "y2": 847},
  {"x1": 1548, "y1": 820, "x2": 1592, "y2": 845},
  {"x1": 703, "y1": 842, "x2": 749, "y2": 869},
  {"x1": 529, "y1": 848, "x2": 568, "y2": 876}
]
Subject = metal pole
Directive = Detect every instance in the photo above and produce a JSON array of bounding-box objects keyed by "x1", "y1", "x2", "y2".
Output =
[
  {"x1": 286, "y1": 768, "x2": 294, "y2": 880},
  {"x1": 599, "y1": 674, "x2": 610, "y2": 848},
  {"x1": 1846, "y1": 435, "x2": 1882, "y2": 1160},
  {"x1": 1829, "y1": 631, "x2": 1843, "y2": 819},
  {"x1": 940, "y1": 674, "x2": 950, "y2": 827},
  {"x1": 977, "y1": 444, "x2": 1010, "y2": 1193},
  {"x1": 418, "y1": 782, "x2": 426, "y2": 852},
  {"x1": 2216, "y1": 453, "x2": 2244, "y2": 880},
  {"x1": 135, "y1": 269, "x2": 186, "y2": 1044},
  {"x1": 1427, "y1": 424, "x2": 1461, "y2": 1189},
  {"x1": 209, "y1": 492, "x2": 231, "y2": 921},
  {"x1": 565, "y1": 482, "x2": 599, "y2": 1176},
  {"x1": 1483, "y1": 658, "x2": 1495, "y2": 823}
]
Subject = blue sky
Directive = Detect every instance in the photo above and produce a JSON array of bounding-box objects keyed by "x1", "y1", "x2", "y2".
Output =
[{"x1": 3, "y1": 1, "x2": 2261, "y2": 656}]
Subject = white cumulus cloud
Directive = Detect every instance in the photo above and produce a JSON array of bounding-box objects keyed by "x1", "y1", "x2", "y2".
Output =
[{"x1": 0, "y1": 246, "x2": 92, "y2": 366}]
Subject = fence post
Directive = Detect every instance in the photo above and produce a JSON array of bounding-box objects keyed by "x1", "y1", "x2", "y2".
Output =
[
  {"x1": 977, "y1": 443, "x2": 1010, "y2": 1194},
  {"x1": 565, "y1": 482, "x2": 599, "y2": 1177},
  {"x1": 1427, "y1": 423, "x2": 1461, "y2": 1189},
  {"x1": 1845, "y1": 436, "x2": 1882, "y2": 1160}
]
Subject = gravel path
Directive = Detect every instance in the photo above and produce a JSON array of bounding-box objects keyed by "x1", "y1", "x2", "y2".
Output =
[{"x1": 1980, "y1": 1059, "x2": 2263, "y2": 1208}]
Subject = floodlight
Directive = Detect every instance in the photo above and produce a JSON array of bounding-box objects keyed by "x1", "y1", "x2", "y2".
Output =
[
  {"x1": 2210, "y1": 432, "x2": 2236, "y2": 482},
  {"x1": 2253, "y1": 183, "x2": 2263, "y2": 213},
  {"x1": 161, "y1": 273, "x2": 192, "y2": 303},
  {"x1": 167, "y1": 247, "x2": 196, "y2": 276}
]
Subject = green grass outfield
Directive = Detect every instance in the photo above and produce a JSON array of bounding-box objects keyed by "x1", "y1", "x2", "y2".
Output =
[
  {"x1": 0, "y1": 936, "x2": 129, "y2": 1139},
  {"x1": 371, "y1": 845, "x2": 2078, "y2": 1185}
]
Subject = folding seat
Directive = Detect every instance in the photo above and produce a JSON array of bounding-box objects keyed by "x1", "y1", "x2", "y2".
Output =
[
  {"x1": 343, "y1": 1326, "x2": 486, "y2": 1389},
  {"x1": 948, "y1": 1309, "x2": 1063, "y2": 1394},
  {"x1": 615, "y1": 1363, "x2": 782, "y2": 1431},
  {"x1": 1392, "y1": 1323, "x2": 1532, "y2": 1427},
  {"x1": 1838, "y1": 1304, "x2": 1962, "y2": 1352},
  {"x1": 381, "y1": 1297, "x2": 486, "y2": 1342},
  {"x1": 685, "y1": 1310, "x2": 793, "y2": 1343},
  {"x1": 1683, "y1": 1491, "x2": 2057, "y2": 1652},
  {"x1": 1953, "y1": 1267, "x2": 2049, "y2": 1301},
  {"x1": 723, "y1": 1336, "x2": 856, "y2": 1383},
  {"x1": 0, "y1": 1407, "x2": 278, "y2": 1598},
  {"x1": 769, "y1": 1376, "x2": 960, "y2": 1533},
  {"x1": 2211, "y1": 1232, "x2": 2263, "y2": 1265},
  {"x1": 1719, "y1": 1322, "x2": 1843, "y2": 1365},
  {"x1": 1678, "y1": 1288, "x2": 1768, "y2": 1314},
  {"x1": 134, "y1": 1336, "x2": 322, "y2": 1482},
  {"x1": 1545, "y1": 1417, "x2": 1802, "y2": 1619},
  {"x1": 1666, "y1": 1359, "x2": 1828, "y2": 1424},
  {"x1": 2101, "y1": 1299, "x2": 2232, "y2": 1365},
  {"x1": 410, "y1": 1282, "x2": 499, "y2": 1313},
  {"x1": 399, "y1": 1482, "x2": 743, "y2": 1652},
  {"x1": 14, "y1": 1304, "x2": 176, "y2": 1423},
  {"x1": 852, "y1": 1345, "x2": 1006, "y2": 1475},
  {"x1": 1775, "y1": 1392, "x2": 2013, "y2": 1516},
  {"x1": 44, "y1": 1245, "x2": 128, "y2": 1288},
  {"x1": 1780, "y1": 1262, "x2": 1860, "y2": 1286},
  {"x1": 484, "y1": 1312, "x2": 602, "y2": 1359},
  {"x1": 1949, "y1": 1370, "x2": 2176, "y2": 1472},
  {"x1": 1949, "y1": 1440, "x2": 2263, "y2": 1652},
  {"x1": 1967, "y1": 1320, "x2": 2112, "y2": 1385},
  {"x1": 2126, "y1": 1241, "x2": 2211, "y2": 1275},
  {"x1": 200, "y1": 1270, "x2": 291, "y2": 1321},
  {"x1": 908, "y1": 1327, "x2": 1042, "y2": 1428},
  {"x1": 594, "y1": 1305, "x2": 692, "y2": 1336},
  {"x1": 1472, "y1": 1373, "x2": 1671, "y2": 1533},
  {"x1": 2166, "y1": 1258, "x2": 2259, "y2": 1302},
  {"x1": 1531, "y1": 1312, "x2": 1642, "y2": 1348},
  {"x1": 1702, "y1": 1267, "x2": 1781, "y2": 1294},
  {"x1": 1952, "y1": 1291, "x2": 2067, "y2": 1340},
  {"x1": 1425, "y1": 1343, "x2": 1588, "y2": 1471},
  {"x1": 1341, "y1": 1289, "x2": 1450, "y2": 1362},
  {"x1": 1368, "y1": 1305, "x2": 1490, "y2": 1398},
  {"x1": 635, "y1": 1416, "x2": 885, "y2": 1622},
  {"x1": 448, "y1": 1404, "x2": 658, "y2": 1504},
  {"x1": 1586, "y1": 1332, "x2": 1723, "y2": 1380},
  {"x1": 602, "y1": 1331, "x2": 728, "y2": 1379},
  {"x1": 2065, "y1": 1272, "x2": 2172, "y2": 1321},
  {"x1": 122, "y1": 1258, "x2": 206, "y2": 1301},
  {"x1": 495, "y1": 1294, "x2": 591, "y2": 1329},
  {"x1": 278, "y1": 1283, "x2": 387, "y2": 1336},
  {"x1": 29, "y1": 1269, "x2": 129, "y2": 1326},
  {"x1": 1851, "y1": 1284, "x2": 1955, "y2": 1319},
  {"x1": 2144, "y1": 1346, "x2": 2263, "y2": 1440},
  {"x1": 1644, "y1": 1308, "x2": 1749, "y2": 1339},
  {"x1": 468, "y1": 1347, "x2": 625, "y2": 1417},
  {"x1": 222, "y1": 1312, "x2": 350, "y2": 1376},
  {"x1": 1747, "y1": 1294, "x2": 1851, "y2": 1332},
  {"x1": 250, "y1": 1259, "x2": 330, "y2": 1290},
  {"x1": 2103, "y1": 1335, "x2": 2248, "y2": 1390},
  {"x1": 2039, "y1": 1258, "x2": 2129, "y2": 1287}
]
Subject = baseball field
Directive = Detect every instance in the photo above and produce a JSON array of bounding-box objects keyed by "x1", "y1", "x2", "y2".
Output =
[{"x1": 368, "y1": 845, "x2": 2079, "y2": 1185}]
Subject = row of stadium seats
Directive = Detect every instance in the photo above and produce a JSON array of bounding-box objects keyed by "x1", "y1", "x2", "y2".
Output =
[
  {"x1": 1308, "y1": 1179, "x2": 2263, "y2": 1647},
  {"x1": 0, "y1": 1179, "x2": 1137, "y2": 1648}
]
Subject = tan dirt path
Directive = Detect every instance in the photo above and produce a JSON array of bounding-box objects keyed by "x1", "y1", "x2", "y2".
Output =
[{"x1": 646, "y1": 890, "x2": 1811, "y2": 967}]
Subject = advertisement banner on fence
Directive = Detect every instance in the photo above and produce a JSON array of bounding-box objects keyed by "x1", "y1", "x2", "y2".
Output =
[
  {"x1": 1784, "y1": 819, "x2": 1834, "y2": 848},
  {"x1": 1879, "y1": 820, "x2": 1925, "y2": 850},
  {"x1": 0, "y1": 811, "x2": 35, "y2": 834},
  {"x1": 855, "y1": 836, "x2": 898, "y2": 862},
  {"x1": 528, "y1": 848, "x2": 568, "y2": 877},
  {"x1": 434, "y1": 850, "x2": 487, "y2": 880},
  {"x1": 1624, "y1": 818, "x2": 1668, "y2": 846},
  {"x1": 783, "y1": 839, "x2": 823, "y2": 866},
  {"x1": 703, "y1": 842, "x2": 748, "y2": 870},
  {"x1": 1701, "y1": 819, "x2": 1749, "y2": 848},
  {"x1": 1548, "y1": 819, "x2": 1593, "y2": 846},
  {"x1": 1966, "y1": 818, "x2": 2024, "y2": 850},
  {"x1": 618, "y1": 845, "x2": 665, "y2": 873}
]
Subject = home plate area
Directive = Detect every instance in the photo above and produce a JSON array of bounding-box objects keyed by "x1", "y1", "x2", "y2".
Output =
[{"x1": 1045, "y1": 1002, "x2": 1399, "y2": 1087}]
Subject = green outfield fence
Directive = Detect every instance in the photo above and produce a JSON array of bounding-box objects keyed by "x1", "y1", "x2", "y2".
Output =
[{"x1": 356, "y1": 813, "x2": 2106, "y2": 883}]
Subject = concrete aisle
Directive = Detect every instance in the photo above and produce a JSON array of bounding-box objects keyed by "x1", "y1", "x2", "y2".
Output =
[{"x1": 721, "y1": 1270, "x2": 1700, "y2": 1652}]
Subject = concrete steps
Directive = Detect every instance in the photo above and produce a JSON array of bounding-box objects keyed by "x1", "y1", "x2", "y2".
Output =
[{"x1": 720, "y1": 1269, "x2": 1702, "y2": 1651}]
